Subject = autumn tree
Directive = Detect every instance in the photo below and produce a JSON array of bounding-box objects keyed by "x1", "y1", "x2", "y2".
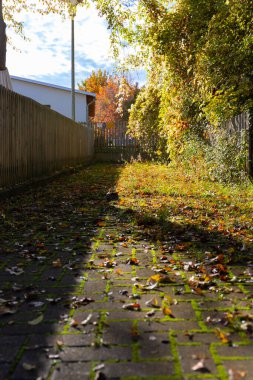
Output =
[
  {"x1": 79, "y1": 69, "x2": 108, "y2": 94},
  {"x1": 94, "y1": 77, "x2": 119, "y2": 123},
  {"x1": 79, "y1": 69, "x2": 139, "y2": 123},
  {"x1": 94, "y1": 0, "x2": 252, "y2": 158}
]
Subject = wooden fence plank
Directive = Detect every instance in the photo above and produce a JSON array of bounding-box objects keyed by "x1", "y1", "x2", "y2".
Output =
[{"x1": 0, "y1": 85, "x2": 94, "y2": 188}]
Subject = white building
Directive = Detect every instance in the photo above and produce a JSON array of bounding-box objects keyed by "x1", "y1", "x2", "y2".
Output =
[{"x1": 11, "y1": 76, "x2": 96, "y2": 123}]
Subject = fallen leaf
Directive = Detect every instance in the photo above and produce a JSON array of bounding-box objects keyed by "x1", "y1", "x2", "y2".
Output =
[
  {"x1": 28, "y1": 314, "x2": 44, "y2": 325},
  {"x1": 81, "y1": 313, "x2": 93, "y2": 325},
  {"x1": 52, "y1": 259, "x2": 62, "y2": 268},
  {"x1": 71, "y1": 297, "x2": 94, "y2": 308},
  {"x1": 70, "y1": 319, "x2": 79, "y2": 327},
  {"x1": 215, "y1": 328, "x2": 230, "y2": 344},
  {"x1": 22, "y1": 363, "x2": 36, "y2": 371},
  {"x1": 145, "y1": 297, "x2": 160, "y2": 308},
  {"x1": 48, "y1": 354, "x2": 60, "y2": 359},
  {"x1": 103, "y1": 259, "x2": 116, "y2": 268},
  {"x1": 114, "y1": 268, "x2": 123, "y2": 276},
  {"x1": 97, "y1": 220, "x2": 106, "y2": 227},
  {"x1": 191, "y1": 359, "x2": 210, "y2": 373},
  {"x1": 5, "y1": 267, "x2": 24, "y2": 276},
  {"x1": 126, "y1": 257, "x2": 139, "y2": 265},
  {"x1": 228, "y1": 368, "x2": 247, "y2": 380},
  {"x1": 0, "y1": 306, "x2": 17, "y2": 315},
  {"x1": 162, "y1": 306, "x2": 175, "y2": 318},
  {"x1": 146, "y1": 309, "x2": 156, "y2": 317},
  {"x1": 56, "y1": 340, "x2": 64, "y2": 350},
  {"x1": 94, "y1": 363, "x2": 105, "y2": 372},
  {"x1": 123, "y1": 303, "x2": 141, "y2": 311}
]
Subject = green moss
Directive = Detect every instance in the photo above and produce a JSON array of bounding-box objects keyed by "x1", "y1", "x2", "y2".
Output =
[
  {"x1": 209, "y1": 343, "x2": 229, "y2": 380},
  {"x1": 168, "y1": 330, "x2": 183, "y2": 379}
]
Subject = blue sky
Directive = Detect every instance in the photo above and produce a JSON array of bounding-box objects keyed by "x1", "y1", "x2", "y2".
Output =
[{"x1": 7, "y1": 4, "x2": 146, "y2": 89}]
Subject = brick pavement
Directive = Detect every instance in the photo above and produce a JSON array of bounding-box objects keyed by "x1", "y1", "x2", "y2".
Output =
[{"x1": 0, "y1": 164, "x2": 253, "y2": 380}]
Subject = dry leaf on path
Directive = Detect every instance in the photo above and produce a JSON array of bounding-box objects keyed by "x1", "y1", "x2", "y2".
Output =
[
  {"x1": 191, "y1": 359, "x2": 210, "y2": 373},
  {"x1": 28, "y1": 314, "x2": 44, "y2": 325}
]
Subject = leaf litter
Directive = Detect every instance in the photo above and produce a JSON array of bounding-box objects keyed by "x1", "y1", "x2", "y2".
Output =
[{"x1": 1, "y1": 163, "x2": 253, "y2": 378}]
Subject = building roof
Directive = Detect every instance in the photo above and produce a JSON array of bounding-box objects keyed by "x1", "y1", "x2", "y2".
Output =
[{"x1": 11, "y1": 76, "x2": 96, "y2": 97}]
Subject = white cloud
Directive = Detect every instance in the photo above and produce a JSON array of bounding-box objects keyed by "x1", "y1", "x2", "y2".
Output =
[{"x1": 6, "y1": 5, "x2": 114, "y2": 87}]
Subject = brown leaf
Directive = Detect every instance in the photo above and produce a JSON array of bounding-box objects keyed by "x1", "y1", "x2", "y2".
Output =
[
  {"x1": 123, "y1": 303, "x2": 141, "y2": 311},
  {"x1": 71, "y1": 297, "x2": 94, "y2": 308},
  {"x1": 0, "y1": 306, "x2": 17, "y2": 315},
  {"x1": 97, "y1": 220, "x2": 106, "y2": 227},
  {"x1": 126, "y1": 257, "x2": 139, "y2": 265},
  {"x1": 52, "y1": 258, "x2": 62, "y2": 268},
  {"x1": 228, "y1": 368, "x2": 247, "y2": 380},
  {"x1": 103, "y1": 259, "x2": 116, "y2": 268},
  {"x1": 70, "y1": 319, "x2": 79, "y2": 327}
]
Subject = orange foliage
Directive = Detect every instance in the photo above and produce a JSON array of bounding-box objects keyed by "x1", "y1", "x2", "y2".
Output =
[
  {"x1": 93, "y1": 78, "x2": 120, "y2": 123},
  {"x1": 79, "y1": 70, "x2": 139, "y2": 123}
]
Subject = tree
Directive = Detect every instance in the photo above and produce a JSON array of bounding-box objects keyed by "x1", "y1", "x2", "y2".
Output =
[
  {"x1": 79, "y1": 69, "x2": 108, "y2": 94},
  {"x1": 94, "y1": 77, "x2": 120, "y2": 123},
  {"x1": 95, "y1": 0, "x2": 252, "y2": 157},
  {"x1": 79, "y1": 69, "x2": 139, "y2": 123}
]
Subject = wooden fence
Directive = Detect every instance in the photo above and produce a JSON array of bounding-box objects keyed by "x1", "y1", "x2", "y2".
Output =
[
  {"x1": 93, "y1": 121, "x2": 141, "y2": 161},
  {"x1": 208, "y1": 111, "x2": 253, "y2": 176},
  {"x1": 0, "y1": 85, "x2": 94, "y2": 188},
  {"x1": 223, "y1": 111, "x2": 252, "y2": 176}
]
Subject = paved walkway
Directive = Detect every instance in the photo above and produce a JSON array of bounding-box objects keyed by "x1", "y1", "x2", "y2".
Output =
[{"x1": 0, "y1": 164, "x2": 253, "y2": 380}]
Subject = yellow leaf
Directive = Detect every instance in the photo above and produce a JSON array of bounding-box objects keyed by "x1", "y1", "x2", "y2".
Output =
[
  {"x1": 151, "y1": 297, "x2": 160, "y2": 308},
  {"x1": 163, "y1": 295, "x2": 173, "y2": 305},
  {"x1": 162, "y1": 306, "x2": 175, "y2": 318},
  {"x1": 215, "y1": 328, "x2": 229, "y2": 344},
  {"x1": 115, "y1": 268, "x2": 123, "y2": 276},
  {"x1": 148, "y1": 274, "x2": 163, "y2": 284}
]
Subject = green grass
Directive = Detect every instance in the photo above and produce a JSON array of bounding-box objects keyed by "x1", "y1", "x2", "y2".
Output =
[{"x1": 116, "y1": 162, "x2": 253, "y2": 262}]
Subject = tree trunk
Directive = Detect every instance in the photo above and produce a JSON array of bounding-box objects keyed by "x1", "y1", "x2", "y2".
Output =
[{"x1": 0, "y1": 0, "x2": 6, "y2": 71}]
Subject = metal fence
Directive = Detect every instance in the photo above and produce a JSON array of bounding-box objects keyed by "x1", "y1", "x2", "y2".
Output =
[{"x1": 0, "y1": 85, "x2": 94, "y2": 188}]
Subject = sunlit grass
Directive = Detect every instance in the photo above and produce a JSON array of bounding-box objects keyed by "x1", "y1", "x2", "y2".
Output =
[{"x1": 116, "y1": 162, "x2": 253, "y2": 250}]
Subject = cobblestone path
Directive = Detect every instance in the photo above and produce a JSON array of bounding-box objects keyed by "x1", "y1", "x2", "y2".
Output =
[{"x1": 0, "y1": 164, "x2": 253, "y2": 380}]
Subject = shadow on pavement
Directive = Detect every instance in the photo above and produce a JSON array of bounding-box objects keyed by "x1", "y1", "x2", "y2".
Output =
[{"x1": 0, "y1": 164, "x2": 122, "y2": 380}]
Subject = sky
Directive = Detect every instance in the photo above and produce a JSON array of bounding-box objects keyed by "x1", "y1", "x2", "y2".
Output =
[{"x1": 6, "y1": 4, "x2": 145, "y2": 90}]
